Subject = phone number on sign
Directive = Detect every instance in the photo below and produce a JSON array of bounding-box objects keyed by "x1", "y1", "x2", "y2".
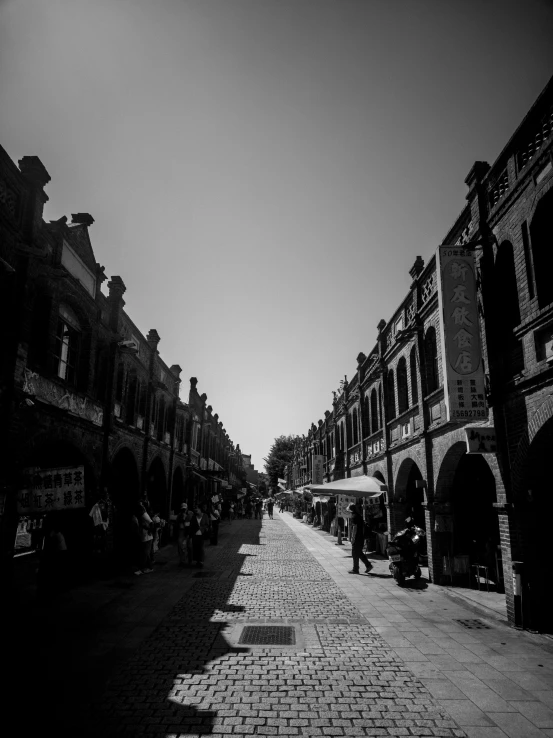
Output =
[{"x1": 452, "y1": 409, "x2": 487, "y2": 418}]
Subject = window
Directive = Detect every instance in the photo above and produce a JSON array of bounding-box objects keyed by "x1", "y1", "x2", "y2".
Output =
[
  {"x1": 424, "y1": 327, "x2": 439, "y2": 394},
  {"x1": 387, "y1": 371, "x2": 396, "y2": 420},
  {"x1": 157, "y1": 397, "x2": 166, "y2": 441},
  {"x1": 530, "y1": 189, "x2": 553, "y2": 309},
  {"x1": 352, "y1": 408, "x2": 359, "y2": 445},
  {"x1": 410, "y1": 347, "x2": 418, "y2": 405},
  {"x1": 54, "y1": 303, "x2": 81, "y2": 386},
  {"x1": 115, "y1": 362, "x2": 125, "y2": 403},
  {"x1": 397, "y1": 357, "x2": 408, "y2": 415},
  {"x1": 126, "y1": 370, "x2": 138, "y2": 425},
  {"x1": 363, "y1": 394, "x2": 370, "y2": 437},
  {"x1": 495, "y1": 241, "x2": 524, "y2": 377},
  {"x1": 370, "y1": 389, "x2": 379, "y2": 434}
]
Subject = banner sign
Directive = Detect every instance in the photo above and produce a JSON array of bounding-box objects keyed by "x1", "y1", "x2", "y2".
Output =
[
  {"x1": 465, "y1": 425, "x2": 497, "y2": 454},
  {"x1": 437, "y1": 246, "x2": 488, "y2": 422},
  {"x1": 17, "y1": 466, "x2": 86, "y2": 513},
  {"x1": 312, "y1": 455, "x2": 324, "y2": 485},
  {"x1": 336, "y1": 494, "x2": 357, "y2": 519}
]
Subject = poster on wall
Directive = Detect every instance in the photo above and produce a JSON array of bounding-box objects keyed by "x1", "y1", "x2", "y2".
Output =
[
  {"x1": 17, "y1": 466, "x2": 86, "y2": 513},
  {"x1": 436, "y1": 246, "x2": 488, "y2": 423}
]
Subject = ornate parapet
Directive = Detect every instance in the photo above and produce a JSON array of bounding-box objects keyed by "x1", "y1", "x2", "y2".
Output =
[{"x1": 23, "y1": 368, "x2": 103, "y2": 427}]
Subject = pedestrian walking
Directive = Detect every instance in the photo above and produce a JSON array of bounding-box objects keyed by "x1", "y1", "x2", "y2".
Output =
[
  {"x1": 37, "y1": 513, "x2": 68, "y2": 598},
  {"x1": 135, "y1": 502, "x2": 154, "y2": 575},
  {"x1": 267, "y1": 498, "x2": 274, "y2": 519},
  {"x1": 177, "y1": 503, "x2": 193, "y2": 566},
  {"x1": 189, "y1": 506, "x2": 210, "y2": 566},
  {"x1": 347, "y1": 503, "x2": 373, "y2": 575}
]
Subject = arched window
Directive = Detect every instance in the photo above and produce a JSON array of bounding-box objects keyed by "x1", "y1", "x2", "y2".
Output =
[
  {"x1": 387, "y1": 371, "x2": 396, "y2": 420},
  {"x1": 363, "y1": 394, "x2": 370, "y2": 437},
  {"x1": 54, "y1": 303, "x2": 82, "y2": 387},
  {"x1": 530, "y1": 189, "x2": 553, "y2": 309},
  {"x1": 370, "y1": 389, "x2": 379, "y2": 434},
  {"x1": 352, "y1": 408, "x2": 359, "y2": 445},
  {"x1": 379, "y1": 384, "x2": 384, "y2": 427},
  {"x1": 397, "y1": 357, "x2": 408, "y2": 415},
  {"x1": 495, "y1": 241, "x2": 524, "y2": 377},
  {"x1": 115, "y1": 362, "x2": 125, "y2": 403},
  {"x1": 410, "y1": 347, "x2": 418, "y2": 405},
  {"x1": 424, "y1": 327, "x2": 439, "y2": 394},
  {"x1": 126, "y1": 370, "x2": 138, "y2": 425},
  {"x1": 346, "y1": 414, "x2": 353, "y2": 448}
]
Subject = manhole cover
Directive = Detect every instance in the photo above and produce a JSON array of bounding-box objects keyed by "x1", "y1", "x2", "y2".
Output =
[
  {"x1": 455, "y1": 619, "x2": 491, "y2": 630},
  {"x1": 238, "y1": 626, "x2": 296, "y2": 645},
  {"x1": 193, "y1": 571, "x2": 216, "y2": 578}
]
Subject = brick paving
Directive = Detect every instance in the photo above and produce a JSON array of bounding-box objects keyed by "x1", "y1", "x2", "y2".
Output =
[{"x1": 91, "y1": 517, "x2": 467, "y2": 737}]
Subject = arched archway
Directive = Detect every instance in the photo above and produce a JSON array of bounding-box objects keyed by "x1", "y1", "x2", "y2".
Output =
[
  {"x1": 435, "y1": 442, "x2": 499, "y2": 585},
  {"x1": 110, "y1": 448, "x2": 140, "y2": 513},
  {"x1": 146, "y1": 457, "x2": 167, "y2": 516},
  {"x1": 521, "y1": 416, "x2": 553, "y2": 632},
  {"x1": 171, "y1": 466, "x2": 186, "y2": 514},
  {"x1": 371, "y1": 469, "x2": 388, "y2": 522},
  {"x1": 395, "y1": 458, "x2": 425, "y2": 530},
  {"x1": 110, "y1": 447, "x2": 140, "y2": 562}
]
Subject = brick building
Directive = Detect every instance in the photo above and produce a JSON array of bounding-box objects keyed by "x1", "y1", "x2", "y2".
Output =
[
  {"x1": 0, "y1": 145, "x2": 246, "y2": 581},
  {"x1": 285, "y1": 76, "x2": 553, "y2": 632}
]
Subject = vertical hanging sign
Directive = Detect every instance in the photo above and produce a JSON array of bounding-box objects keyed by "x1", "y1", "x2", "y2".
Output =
[
  {"x1": 437, "y1": 246, "x2": 488, "y2": 422},
  {"x1": 311, "y1": 455, "x2": 324, "y2": 485}
]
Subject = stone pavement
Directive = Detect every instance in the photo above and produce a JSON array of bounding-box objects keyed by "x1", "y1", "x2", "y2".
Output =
[{"x1": 7, "y1": 512, "x2": 553, "y2": 738}]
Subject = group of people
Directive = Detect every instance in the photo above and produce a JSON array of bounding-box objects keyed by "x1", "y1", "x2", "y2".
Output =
[{"x1": 175, "y1": 503, "x2": 220, "y2": 568}]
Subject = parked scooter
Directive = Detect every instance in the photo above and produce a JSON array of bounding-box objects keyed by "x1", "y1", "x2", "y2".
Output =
[{"x1": 387, "y1": 517, "x2": 426, "y2": 586}]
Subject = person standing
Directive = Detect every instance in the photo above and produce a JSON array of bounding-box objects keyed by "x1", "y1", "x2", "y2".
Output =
[
  {"x1": 135, "y1": 503, "x2": 154, "y2": 575},
  {"x1": 267, "y1": 498, "x2": 274, "y2": 519},
  {"x1": 177, "y1": 503, "x2": 192, "y2": 566},
  {"x1": 347, "y1": 503, "x2": 373, "y2": 575},
  {"x1": 189, "y1": 506, "x2": 210, "y2": 566}
]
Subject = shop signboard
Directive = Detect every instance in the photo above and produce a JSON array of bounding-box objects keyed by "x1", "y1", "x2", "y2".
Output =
[
  {"x1": 336, "y1": 494, "x2": 357, "y2": 519},
  {"x1": 437, "y1": 246, "x2": 488, "y2": 423},
  {"x1": 17, "y1": 466, "x2": 86, "y2": 513},
  {"x1": 312, "y1": 455, "x2": 324, "y2": 485},
  {"x1": 465, "y1": 425, "x2": 497, "y2": 454}
]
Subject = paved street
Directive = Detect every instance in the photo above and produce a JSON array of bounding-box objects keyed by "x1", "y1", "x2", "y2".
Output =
[{"x1": 9, "y1": 512, "x2": 553, "y2": 738}]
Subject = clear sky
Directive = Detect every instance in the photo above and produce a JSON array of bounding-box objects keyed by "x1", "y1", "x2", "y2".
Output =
[{"x1": 1, "y1": 0, "x2": 552, "y2": 470}]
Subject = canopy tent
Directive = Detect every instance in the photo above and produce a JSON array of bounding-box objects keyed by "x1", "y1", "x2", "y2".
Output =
[{"x1": 307, "y1": 475, "x2": 386, "y2": 499}]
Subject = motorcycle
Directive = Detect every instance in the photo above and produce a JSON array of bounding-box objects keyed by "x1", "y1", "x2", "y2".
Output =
[{"x1": 387, "y1": 518, "x2": 426, "y2": 586}]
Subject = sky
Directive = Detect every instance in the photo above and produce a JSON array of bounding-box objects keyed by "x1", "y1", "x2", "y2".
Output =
[{"x1": 1, "y1": 0, "x2": 552, "y2": 471}]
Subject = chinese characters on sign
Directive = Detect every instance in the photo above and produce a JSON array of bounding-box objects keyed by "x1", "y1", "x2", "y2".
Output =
[
  {"x1": 465, "y1": 426, "x2": 497, "y2": 454},
  {"x1": 17, "y1": 466, "x2": 86, "y2": 513},
  {"x1": 312, "y1": 455, "x2": 324, "y2": 485},
  {"x1": 437, "y1": 247, "x2": 488, "y2": 422},
  {"x1": 336, "y1": 494, "x2": 357, "y2": 519}
]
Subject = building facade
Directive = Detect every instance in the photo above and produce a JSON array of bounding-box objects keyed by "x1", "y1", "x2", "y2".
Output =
[
  {"x1": 285, "y1": 77, "x2": 553, "y2": 632},
  {"x1": 0, "y1": 146, "x2": 246, "y2": 580}
]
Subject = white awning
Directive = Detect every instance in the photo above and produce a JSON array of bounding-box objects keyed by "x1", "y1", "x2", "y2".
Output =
[{"x1": 308, "y1": 475, "x2": 386, "y2": 498}]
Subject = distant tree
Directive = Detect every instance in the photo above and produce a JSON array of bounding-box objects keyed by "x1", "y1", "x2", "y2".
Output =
[{"x1": 264, "y1": 435, "x2": 297, "y2": 489}]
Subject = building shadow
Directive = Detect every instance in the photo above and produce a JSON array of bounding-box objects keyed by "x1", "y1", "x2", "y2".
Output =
[{"x1": 84, "y1": 519, "x2": 265, "y2": 737}]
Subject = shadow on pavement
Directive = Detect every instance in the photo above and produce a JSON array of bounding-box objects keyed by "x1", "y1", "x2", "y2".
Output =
[
  {"x1": 5, "y1": 519, "x2": 264, "y2": 738},
  {"x1": 86, "y1": 519, "x2": 264, "y2": 737}
]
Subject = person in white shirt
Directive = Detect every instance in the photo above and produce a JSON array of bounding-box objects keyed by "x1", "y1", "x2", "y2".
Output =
[{"x1": 135, "y1": 503, "x2": 154, "y2": 575}]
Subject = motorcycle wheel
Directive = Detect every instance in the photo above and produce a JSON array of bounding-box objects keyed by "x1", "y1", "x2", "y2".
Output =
[
  {"x1": 394, "y1": 565, "x2": 405, "y2": 587},
  {"x1": 414, "y1": 567, "x2": 422, "y2": 580}
]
